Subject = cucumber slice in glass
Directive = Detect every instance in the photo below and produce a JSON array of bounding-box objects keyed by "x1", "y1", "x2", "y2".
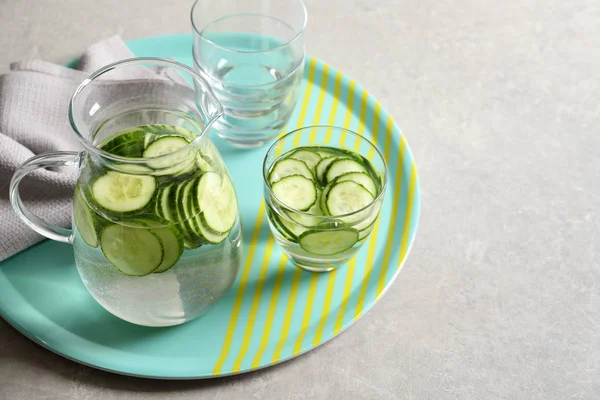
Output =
[
  {"x1": 92, "y1": 171, "x2": 156, "y2": 213},
  {"x1": 268, "y1": 158, "x2": 314, "y2": 184},
  {"x1": 100, "y1": 224, "x2": 163, "y2": 276},
  {"x1": 334, "y1": 172, "x2": 378, "y2": 197},
  {"x1": 315, "y1": 157, "x2": 343, "y2": 185},
  {"x1": 143, "y1": 136, "x2": 196, "y2": 175},
  {"x1": 99, "y1": 129, "x2": 147, "y2": 157},
  {"x1": 271, "y1": 175, "x2": 317, "y2": 211},
  {"x1": 267, "y1": 209, "x2": 297, "y2": 242},
  {"x1": 195, "y1": 172, "x2": 238, "y2": 233},
  {"x1": 325, "y1": 159, "x2": 368, "y2": 184},
  {"x1": 326, "y1": 181, "x2": 375, "y2": 216},
  {"x1": 289, "y1": 149, "x2": 322, "y2": 170},
  {"x1": 151, "y1": 227, "x2": 184, "y2": 273},
  {"x1": 298, "y1": 229, "x2": 359, "y2": 256},
  {"x1": 73, "y1": 187, "x2": 98, "y2": 247},
  {"x1": 197, "y1": 213, "x2": 230, "y2": 244}
]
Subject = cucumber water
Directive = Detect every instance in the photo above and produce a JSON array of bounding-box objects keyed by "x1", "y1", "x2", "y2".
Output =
[
  {"x1": 72, "y1": 120, "x2": 242, "y2": 327},
  {"x1": 265, "y1": 145, "x2": 384, "y2": 269}
]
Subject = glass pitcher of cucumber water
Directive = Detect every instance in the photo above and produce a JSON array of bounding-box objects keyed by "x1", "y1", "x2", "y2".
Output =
[{"x1": 9, "y1": 58, "x2": 243, "y2": 327}]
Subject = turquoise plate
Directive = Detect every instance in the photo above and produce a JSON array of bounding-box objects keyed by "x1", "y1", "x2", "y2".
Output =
[{"x1": 0, "y1": 34, "x2": 420, "y2": 379}]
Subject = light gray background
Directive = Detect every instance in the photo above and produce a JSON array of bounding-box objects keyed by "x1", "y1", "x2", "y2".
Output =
[{"x1": 1, "y1": 0, "x2": 599, "y2": 399}]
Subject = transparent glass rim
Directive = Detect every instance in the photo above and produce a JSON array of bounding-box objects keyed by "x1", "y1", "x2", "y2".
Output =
[
  {"x1": 262, "y1": 125, "x2": 389, "y2": 219},
  {"x1": 190, "y1": 0, "x2": 308, "y2": 55},
  {"x1": 68, "y1": 57, "x2": 223, "y2": 165}
]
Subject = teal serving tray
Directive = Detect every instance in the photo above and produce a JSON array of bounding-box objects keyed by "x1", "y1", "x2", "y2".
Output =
[{"x1": 0, "y1": 34, "x2": 420, "y2": 379}]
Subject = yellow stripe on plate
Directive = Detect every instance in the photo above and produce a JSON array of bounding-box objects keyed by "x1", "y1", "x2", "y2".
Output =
[
  {"x1": 333, "y1": 257, "x2": 357, "y2": 335},
  {"x1": 367, "y1": 102, "x2": 382, "y2": 160},
  {"x1": 324, "y1": 71, "x2": 344, "y2": 142},
  {"x1": 376, "y1": 132, "x2": 407, "y2": 298},
  {"x1": 312, "y1": 269, "x2": 338, "y2": 346},
  {"x1": 310, "y1": 64, "x2": 329, "y2": 140},
  {"x1": 292, "y1": 273, "x2": 320, "y2": 356},
  {"x1": 353, "y1": 101, "x2": 385, "y2": 320},
  {"x1": 271, "y1": 267, "x2": 303, "y2": 362},
  {"x1": 340, "y1": 80, "x2": 356, "y2": 146},
  {"x1": 399, "y1": 164, "x2": 418, "y2": 264},
  {"x1": 231, "y1": 234, "x2": 276, "y2": 372},
  {"x1": 293, "y1": 57, "x2": 317, "y2": 147},
  {"x1": 212, "y1": 201, "x2": 266, "y2": 375},
  {"x1": 251, "y1": 256, "x2": 288, "y2": 369}
]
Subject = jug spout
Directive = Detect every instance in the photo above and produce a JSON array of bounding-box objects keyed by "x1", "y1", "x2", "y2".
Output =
[{"x1": 195, "y1": 80, "x2": 223, "y2": 129}]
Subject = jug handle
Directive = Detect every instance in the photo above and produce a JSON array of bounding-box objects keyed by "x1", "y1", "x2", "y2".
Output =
[{"x1": 9, "y1": 151, "x2": 81, "y2": 244}]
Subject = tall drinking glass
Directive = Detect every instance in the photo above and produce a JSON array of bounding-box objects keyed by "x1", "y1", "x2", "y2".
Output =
[{"x1": 191, "y1": 0, "x2": 307, "y2": 148}]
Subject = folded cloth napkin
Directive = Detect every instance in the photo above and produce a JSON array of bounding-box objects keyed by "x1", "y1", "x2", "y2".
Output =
[{"x1": 0, "y1": 36, "x2": 137, "y2": 261}]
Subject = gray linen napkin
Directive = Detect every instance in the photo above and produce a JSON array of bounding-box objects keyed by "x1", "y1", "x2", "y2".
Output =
[{"x1": 0, "y1": 36, "x2": 136, "y2": 261}]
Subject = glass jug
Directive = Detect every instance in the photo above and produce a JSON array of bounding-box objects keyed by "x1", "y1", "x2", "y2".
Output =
[{"x1": 10, "y1": 58, "x2": 243, "y2": 327}]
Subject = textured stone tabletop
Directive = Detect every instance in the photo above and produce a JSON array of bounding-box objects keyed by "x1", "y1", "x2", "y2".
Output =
[{"x1": 1, "y1": 0, "x2": 599, "y2": 399}]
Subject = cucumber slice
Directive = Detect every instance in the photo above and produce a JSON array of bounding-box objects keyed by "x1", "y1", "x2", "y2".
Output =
[
  {"x1": 143, "y1": 136, "x2": 195, "y2": 174},
  {"x1": 271, "y1": 175, "x2": 317, "y2": 212},
  {"x1": 289, "y1": 149, "x2": 322, "y2": 170},
  {"x1": 325, "y1": 159, "x2": 368, "y2": 184},
  {"x1": 73, "y1": 188, "x2": 98, "y2": 247},
  {"x1": 195, "y1": 172, "x2": 238, "y2": 233},
  {"x1": 160, "y1": 185, "x2": 174, "y2": 220},
  {"x1": 92, "y1": 171, "x2": 156, "y2": 213},
  {"x1": 315, "y1": 157, "x2": 343, "y2": 185},
  {"x1": 334, "y1": 172, "x2": 378, "y2": 197},
  {"x1": 298, "y1": 229, "x2": 359, "y2": 256},
  {"x1": 277, "y1": 213, "x2": 308, "y2": 240},
  {"x1": 268, "y1": 158, "x2": 314, "y2": 183},
  {"x1": 287, "y1": 190, "x2": 324, "y2": 227},
  {"x1": 326, "y1": 181, "x2": 375, "y2": 216},
  {"x1": 316, "y1": 149, "x2": 338, "y2": 159},
  {"x1": 267, "y1": 209, "x2": 296, "y2": 242},
  {"x1": 99, "y1": 129, "x2": 147, "y2": 157},
  {"x1": 151, "y1": 227, "x2": 184, "y2": 273},
  {"x1": 320, "y1": 182, "x2": 333, "y2": 215},
  {"x1": 358, "y1": 220, "x2": 377, "y2": 240},
  {"x1": 196, "y1": 213, "x2": 230, "y2": 244},
  {"x1": 100, "y1": 224, "x2": 163, "y2": 276}
]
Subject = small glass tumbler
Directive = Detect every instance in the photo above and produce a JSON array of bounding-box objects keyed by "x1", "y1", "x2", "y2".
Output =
[
  {"x1": 191, "y1": 0, "x2": 307, "y2": 148},
  {"x1": 263, "y1": 126, "x2": 388, "y2": 272}
]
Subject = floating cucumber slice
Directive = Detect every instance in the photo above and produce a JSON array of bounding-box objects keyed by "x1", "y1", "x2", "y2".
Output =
[
  {"x1": 100, "y1": 224, "x2": 163, "y2": 276},
  {"x1": 315, "y1": 157, "x2": 343, "y2": 185},
  {"x1": 92, "y1": 171, "x2": 156, "y2": 213},
  {"x1": 73, "y1": 187, "x2": 98, "y2": 247},
  {"x1": 196, "y1": 213, "x2": 230, "y2": 244},
  {"x1": 298, "y1": 229, "x2": 359, "y2": 256},
  {"x1": 271, "y1": 175, "x2": 317, "y2": 212},
  {"x1": 325, "y1": 181, "x2": 375, "y2": 216},
  {"x1": 143, "y1": 136, "x2": 189, "y2": 169},
  {"x1": 195, "y1": 172, "x2": 238, "y2": 233},
  {"x1": 287, "y1": 189, "x2": 324, "y2": 227},
  {"x1": 268, "y1": 158, "x2": 314, "y2": 184},
  {"x1": 334, "y1": 172, "x2": 377, "y2": 197},
  {"x1": 151, "y1": 226, "x2": 184, "y2": 273},
  {"x1": 99, "y1": 129, "x2": 147, "y2": 157},
  {"x1": 325, "y1": 159, "x2": 368, "y2": 184},
  {"x1": 289, "y1": 149, "x2": 322, "y2": 169},
  {"x1": 267, "y1": 209, "x2": 296, "y2": 242}
]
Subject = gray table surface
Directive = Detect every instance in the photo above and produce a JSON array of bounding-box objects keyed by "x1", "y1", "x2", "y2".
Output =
[{"x1": 1, "y1": 0, "x2": 599, "y2": 399}]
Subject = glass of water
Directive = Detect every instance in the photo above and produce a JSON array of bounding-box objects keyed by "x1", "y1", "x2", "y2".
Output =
[{"x1": 191, "y1": 0, "x2": 307, "y2": 148}]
